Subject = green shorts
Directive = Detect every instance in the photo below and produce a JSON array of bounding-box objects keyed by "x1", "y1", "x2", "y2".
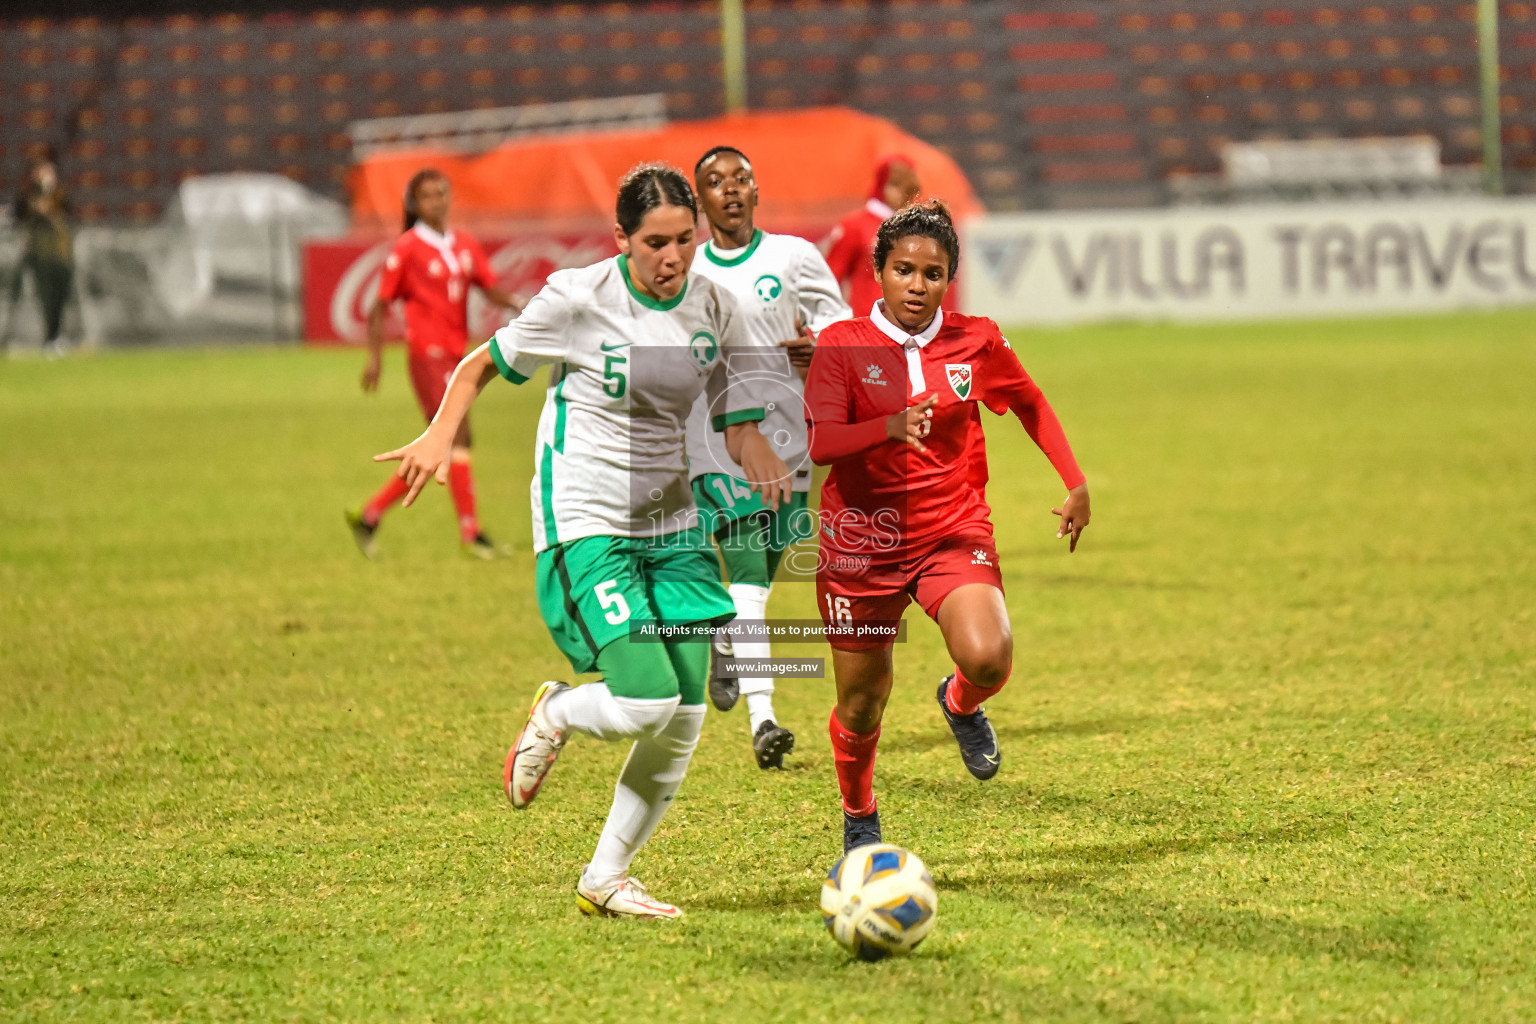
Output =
[
  {"x1": 692, "y1": 473, "x2": 814, "y2": 549},
  {"x1": 535, "y1": 531, "x2": 737, "y2": 674}
]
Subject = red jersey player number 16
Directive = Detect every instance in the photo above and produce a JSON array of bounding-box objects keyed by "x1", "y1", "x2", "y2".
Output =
[{"x1": 802, "y1": 199, "x2": 1091, "y2": 856}]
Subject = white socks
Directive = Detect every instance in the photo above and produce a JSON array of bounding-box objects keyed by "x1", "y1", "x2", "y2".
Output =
[
  {"x1": 745, "y1": 692, "x2": 776, "y2": 736},
  {"x1": 544, "y1": 683, "x2": 679, "y2": 742},
  {"x1": 727, "y1": 583, "x2": 777, "y2": 733},
  {"x1": 584, "y1": 703, "x2": 705, "y2": 889}
]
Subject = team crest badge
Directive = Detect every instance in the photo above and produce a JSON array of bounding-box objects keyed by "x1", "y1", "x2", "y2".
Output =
[
  {"x1": 754, "y1": 274, "x2": 782, "y2": 303},
  {"x1": 690, "y1": 329, "x2": 718, "y2": 367},
  {"x1": 946, "y1": 363, "x2": 972, "y2": 400}
]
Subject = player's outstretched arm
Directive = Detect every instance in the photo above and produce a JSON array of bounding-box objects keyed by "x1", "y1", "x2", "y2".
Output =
[
  {"x1": 373, "y1": 341, "x2": 498, "y2": 507},
  {"x1": 983, "y1": 330, "x2": 1090, "y2": 551}
]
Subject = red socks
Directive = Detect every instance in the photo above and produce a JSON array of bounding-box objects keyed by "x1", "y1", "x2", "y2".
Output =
[
  {"x1": 945, "y1": 666, "x2": 1010, "y2": 716},
  {"x1": 363, "y1": 463, "x2": 479, "y2": 544},
  {"x1": 827, "y1": 671, "x2": 1008, "y2": 819},
  {"x1": 448, "y1": 461, "x2": 479, "y2": 543},
  {"x1": 362, "y1": 474, "x2": 410, "y2": 526},
  {"x1": 828, "y1": 709, "x2": 880, "y2": 817}
]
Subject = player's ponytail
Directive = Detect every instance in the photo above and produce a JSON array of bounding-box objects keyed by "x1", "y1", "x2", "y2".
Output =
[
  {"x1": 401, "y1": 168, "x2": 445, "y2": 233},
  {"x1": 872, "y1": 199, "x2": 960, "y2": 279},
  {"x1": 615, "y1": 163, "x2": 697, "y2": 235}
]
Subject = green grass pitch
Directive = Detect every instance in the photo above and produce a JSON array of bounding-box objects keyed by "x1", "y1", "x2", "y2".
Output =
[{"x1": 2, "y1": 311, "x2": 1534, "y2": 1023}]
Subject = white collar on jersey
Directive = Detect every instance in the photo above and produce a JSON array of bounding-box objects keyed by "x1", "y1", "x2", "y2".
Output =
[
  {"x1": 872, "y1": 300, "x2": 943, "y2": 396},
  {"x1": 871, "y1": 299, "x2": 943, "y2": 349},
  {"x1": 865, "y1": 197, "x2": 894, "y2": 219},
  {"x1": 412, "y1": 222, "x2": 461, "y2": 276}
]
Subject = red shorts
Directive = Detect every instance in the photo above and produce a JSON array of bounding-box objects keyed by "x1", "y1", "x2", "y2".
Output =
[
  {"x1": 407, "y1": 346, "x2": 462, "y2": 421},
  {"x1": 816, "y1": 531, "x2": 1004, "y2": 651}
]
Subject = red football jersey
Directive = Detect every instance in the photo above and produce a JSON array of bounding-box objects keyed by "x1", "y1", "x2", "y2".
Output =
[
  {"x1": 805, "y1": 306, "x2": 1084, "y2": 554},
  {"x1": 376, "y1": 224, "x2": 496, "y2": 357},
  {"x1": 821, "y1": 199, "x2": 961, "y2": 318}
]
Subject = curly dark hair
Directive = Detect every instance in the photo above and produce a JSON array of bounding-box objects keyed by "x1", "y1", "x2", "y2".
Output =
[{"x1": 871, "y1": 199, "x2": 959, "y2": 279}]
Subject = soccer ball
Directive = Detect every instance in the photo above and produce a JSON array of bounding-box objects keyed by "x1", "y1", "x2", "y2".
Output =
[{"x1": 820, "y1": 843, "x2": 938, "y2": 960}]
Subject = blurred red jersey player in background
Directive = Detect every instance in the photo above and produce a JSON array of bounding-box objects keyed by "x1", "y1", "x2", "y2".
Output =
[
  {"x1": 346, "y1": 169, "x2": 521, "y2": 559},
  {"x1": 822, "y1": 155, "x2": 956, "y2": 318}
]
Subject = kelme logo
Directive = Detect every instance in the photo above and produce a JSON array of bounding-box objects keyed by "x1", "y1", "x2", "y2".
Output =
[
  {"x1": 690, "y1": 329, "x2": 718, "y2": 367},
  {"x1": 754, "y1": 274, "x2": 782, "y2": 303}
]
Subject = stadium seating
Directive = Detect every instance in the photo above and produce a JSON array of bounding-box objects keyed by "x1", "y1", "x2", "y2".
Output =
[{"x1": 0, "y1": 1, "x2": 1520, "y2": 221}]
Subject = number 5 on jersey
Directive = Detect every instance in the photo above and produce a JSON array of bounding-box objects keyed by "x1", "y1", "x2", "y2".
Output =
[
  {"x1": 595, "y1": 579, "x2": 631, "y2": 625},
  {"x1": 603, "y1": 354, "x2": 626, "y2": 398}
]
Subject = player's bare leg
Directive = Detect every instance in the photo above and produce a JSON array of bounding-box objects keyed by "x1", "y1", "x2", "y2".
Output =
[
  {"x1": 830, "y1": 644, "x2": 894, "y2": 851},
  {"x1": 934, "y1": 583, "x2": 1013, "y2": 780}
]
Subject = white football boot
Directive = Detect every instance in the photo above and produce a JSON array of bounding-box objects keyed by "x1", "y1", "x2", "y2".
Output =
[
  {"x1": 575, "y1": 874, "x2": 683, "y2": 920},
  {"x1": 504, "y1": 680, "x2": 570, "y2": 809}
]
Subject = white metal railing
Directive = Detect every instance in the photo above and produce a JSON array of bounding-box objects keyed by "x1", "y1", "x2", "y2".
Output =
[
  {"x1": 1223, "y1": 137, "x2": 1443, "y2": 185},
  {"x1": 1171, "y1": 135, "x2": 1485, "y2": 205},
  {"x1": 349, "y1": 94, "x2": 668, "y2": 159}
]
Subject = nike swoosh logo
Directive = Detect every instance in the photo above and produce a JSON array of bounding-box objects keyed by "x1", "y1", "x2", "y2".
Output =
[
  {"x1": 981, "y1": 752, "x2": 999, "y2": 764},
  {"x1": 599, "y1": 340, "x2": 630, "y2": 351}
]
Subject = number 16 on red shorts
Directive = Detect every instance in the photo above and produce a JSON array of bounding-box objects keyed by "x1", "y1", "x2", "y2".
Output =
[{"x1": 815, "y1": 532, "x2": 1005, "y2": 652}]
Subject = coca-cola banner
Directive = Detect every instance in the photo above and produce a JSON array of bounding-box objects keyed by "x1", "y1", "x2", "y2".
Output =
[
  {"x1": 962, "y1": 198, "x2": 1536, "y2": 325},
  {"x1": 303, "y1": 233, "x2": 616, "y2": 343}
]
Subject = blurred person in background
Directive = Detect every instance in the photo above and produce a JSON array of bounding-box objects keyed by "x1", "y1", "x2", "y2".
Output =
[
  {"x1": 8, "y1": 152, "x2": 75, "y2": 357},
  {"x1": 346, "y1": 168, "x2": 522, "y2": 560},
  {"x1": 820, "y1": 155, "x2": 921, "y2": 318}
]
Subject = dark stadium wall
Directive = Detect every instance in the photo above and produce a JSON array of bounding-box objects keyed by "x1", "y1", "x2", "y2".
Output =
[
  {"x1": 2, "y1": 0, "x2": 475, "y2": 17},
  {"x1": 3, "y1": 1, "x2": 1523, "y2": 225}
]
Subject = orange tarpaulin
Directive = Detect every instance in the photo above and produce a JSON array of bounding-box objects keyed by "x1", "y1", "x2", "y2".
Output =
[{"x1": 349, "y1": 106, "x2": 982, "y2": 232}]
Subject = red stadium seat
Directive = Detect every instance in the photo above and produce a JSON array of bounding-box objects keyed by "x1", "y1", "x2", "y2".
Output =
[{"x1": 0, "y1": 0, "x2": 1508, "y2": 218}]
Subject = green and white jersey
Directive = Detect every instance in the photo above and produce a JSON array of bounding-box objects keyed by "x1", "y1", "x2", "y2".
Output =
[
  {"x1": 684, "y1": 229, "x2": 851, "y2": 493},
  {"x1": 489, "y1": 254, "x2": 765, "y2": 553}
]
